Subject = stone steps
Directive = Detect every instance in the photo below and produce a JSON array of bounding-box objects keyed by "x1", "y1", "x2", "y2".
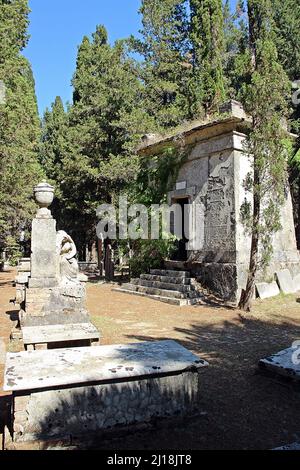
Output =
[
  {"x1": 121, "y1": 283, "x2": 198, "y2": 300},
  {"x1": 150, "y1": 269, "x2": 190, "y2": 278},
  {"x1": 140, "y1": 274, "x2": 191, "y2": 285},
  {"x1": 114, "y1": 268, "x2": 203, "y2": 306},
  {"x1": 132, "y1": 278, "x2": 195, "y2": 293},
  {"x1": 113, "y1": 287, "x2": 201, "y2": 306}
]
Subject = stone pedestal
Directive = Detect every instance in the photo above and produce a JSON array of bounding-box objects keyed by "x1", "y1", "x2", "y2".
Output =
[
  {"x1": 16, "y1": 181, "x2": 100, "y2": 350},
  {"x1": 29, "y1": 218, "x2": 57, "y2": 288}
]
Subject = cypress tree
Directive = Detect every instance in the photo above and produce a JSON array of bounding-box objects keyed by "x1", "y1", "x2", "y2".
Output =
[
  {"x1": 238, "y1": 0, "x2": 291, "y2": 311},
  {"x1": 40, "y1": 96, "x2": 67, "y2": 182},
  {"x1": 190, "y1": 0, "x2": 227, "y2": 116},
  {"x1": 0, "y1": 0, "x2": 42, "y2": 259},
  {"x1": 273, "y1": 0, "x2": 300, "y2": 82},
  {"x1": 132, "y1": 0, "x2": 192, "y2": 129},
  {"x1": 272, "y1": 0, "x2": 300, "y2": 247},
  {"x1": 223, "y1": 0, "x2": 248, "y2": 99}
]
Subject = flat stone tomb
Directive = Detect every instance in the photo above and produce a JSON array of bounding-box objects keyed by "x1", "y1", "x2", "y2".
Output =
[
  {"x1": 4, "y1": 340, "x2": 208, "y2": 445},
  {"x1": 259, "y1": 347, "x2": 300, "y2": 380},
  {"x1": 5, "y1": 340, "x2": 208, "y2": 391},
  {"x1": 22, "y1": 323, "x2": 100, "y2": 350}
]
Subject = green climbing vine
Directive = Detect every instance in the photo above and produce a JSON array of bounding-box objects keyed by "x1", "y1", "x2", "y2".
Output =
[{"x1": 125, "y1": 143, "x2": 190, "y2": 277}]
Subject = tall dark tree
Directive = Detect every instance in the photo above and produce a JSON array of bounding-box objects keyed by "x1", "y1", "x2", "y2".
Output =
[
  {"x1": 0, "y1": 0, "x2": 42, "y2": 260},
  {"x1": 238, "y1": 0, "x2": 291, "y2": 311},
  {"x1": 48, "y1": 25, "x2": 152, "y2": 254},
  {"x1": 132, "y1": 0, "x2": 192, "y2": 129},
  {"x1": 190, "y1": 0, "x2": 227, "y2": 116},
  {"x1": 271, "y1": 0, "x2": 300, "y2": 246},
  {"x1": 40, "y1": 96, "x2": 67, "y2": 182},
  {"x1": 223, "y1": 0, "x2": 248, "y2": 99}
]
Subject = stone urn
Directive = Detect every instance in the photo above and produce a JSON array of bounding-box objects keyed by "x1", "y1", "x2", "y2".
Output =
[{"x1": 34, "y1": 181, "x2": 55, "y2": 218}]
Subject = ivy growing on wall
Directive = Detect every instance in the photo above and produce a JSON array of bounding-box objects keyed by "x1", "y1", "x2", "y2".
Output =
[
  {"x1": 132, "y1": 143, "x2": 190, "y2": 206},
  {"x1": 123, "y1": 142, "x2": 190, "y2": 277}
]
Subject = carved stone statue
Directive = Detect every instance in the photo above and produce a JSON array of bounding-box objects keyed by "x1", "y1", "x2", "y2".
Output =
[{"x1": 56, "y1": 230, "x2": 85, "y2": 299}]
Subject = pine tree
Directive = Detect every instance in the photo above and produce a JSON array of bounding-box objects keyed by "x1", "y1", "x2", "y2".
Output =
[
  {"x1": 238, "y1": 0, "x2": 291, "y2": 311},
  {"x1": 131, "y1": 0, "x2": 192, "y2": 129},
  {"x1": 190, "y1": 0, "x2": 227, "y2": 115},
  {"x1": 0, "y1": 0, "x2": 42, "y2": 260}
]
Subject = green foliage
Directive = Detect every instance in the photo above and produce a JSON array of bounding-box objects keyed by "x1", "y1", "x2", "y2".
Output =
[
  {"x1": 130, "y1": 0, "x2": 192, "y2": 129},
  {"x1": 273, "y1": 0, "x2": 300, "y2": 82},
  {"x1": 223, "y1": 0, "x2": 249, "y2": 99},
  {"x1": 129, "y1": 238, "x2": 176, "y2": 278},
  {"x1": 239, "y1": 0, "x2": 291, "y2": 310},
  {"x1": 41, "y1": 25, "x2": 153, "y2": 251},
  {"x1": 40, "y1": 96, "x2": 68, "y2": 183},
  {"x1": 132, "y1": 145, "x2": 188, "y2": 206},
  {"x1": 0, "y1": 0, "x2": 42, "y2": 256},
  {"x1": 190, "y1": 0, "x2": 227, "y2": 115}
]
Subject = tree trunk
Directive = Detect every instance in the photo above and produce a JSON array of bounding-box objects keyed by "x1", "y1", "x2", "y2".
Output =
[
  {"x1": 239, "y1": 157, "x2": 260, "y2": 312},
  {"x1": 238, "y1": 1, "x2": 259, "y2": 312}
]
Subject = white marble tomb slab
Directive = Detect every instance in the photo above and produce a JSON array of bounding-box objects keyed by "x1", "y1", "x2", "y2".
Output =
[
  {"x1": 4, "y1": 340, "x2": 209, "y2": 392},
  {"x1": 22, "y1": 322, "x2": 100, "y2": 346},
  {"x1": 259, "y1": 347, "x2": 300, "y2": 380}
]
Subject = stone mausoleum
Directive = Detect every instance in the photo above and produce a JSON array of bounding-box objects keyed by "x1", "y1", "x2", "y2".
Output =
[{"x1": 134, "y1": 100, "x2": 300, "y2": 303}]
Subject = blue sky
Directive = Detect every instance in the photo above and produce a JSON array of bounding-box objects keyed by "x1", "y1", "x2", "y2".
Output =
[
  {"x1": 24, "y1": 0, "x2": 237, "y2": 115},
  {"x1": 24, "y1": 0, "x2": 142, "y2": 114}
]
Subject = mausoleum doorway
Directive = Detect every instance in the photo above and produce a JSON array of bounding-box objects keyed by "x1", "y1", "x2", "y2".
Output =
[{"x1": 171, "y1": 197, "x2": 190, "y2": 261}]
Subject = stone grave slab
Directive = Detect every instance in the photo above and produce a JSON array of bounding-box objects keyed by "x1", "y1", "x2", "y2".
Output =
[
  {"x1": 275, "y1": 270, "x2": 296, "y2": 294},
  {"x1": 4, "y1": 340, "x2": 208, "y2": 446},
  {"x1": 293, "y1": 273, "x2": 300, "y2": 292},
  {"x1": 259, "y1": 347, "x2": 300, "y2": 380},
  {"x1": 22, "y1": 323, "x2": 100, "y2": 350},
  {"x1": 256, "y1": 281, "x2": 280, "y2": 300},
  {"x1": 4, "y1": 340, "x2": 208, "y2": 391}
]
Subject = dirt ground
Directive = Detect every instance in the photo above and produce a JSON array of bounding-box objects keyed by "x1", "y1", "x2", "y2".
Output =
[{"x1": 1, "y1": 270, "x2": 300, "y2": 450}]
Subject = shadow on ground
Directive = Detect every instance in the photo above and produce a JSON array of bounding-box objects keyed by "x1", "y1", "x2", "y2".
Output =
[
  {"x1": 9, "y1": 313, "x2": 300, "y2": 451},
  {"x1": 101, "y1": 314, "x2": 300, "y2": 450}
]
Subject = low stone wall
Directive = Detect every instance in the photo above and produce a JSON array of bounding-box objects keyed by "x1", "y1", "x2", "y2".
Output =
[{"x1": 9, "y1": 371, "x2": 200, "y2": 444}]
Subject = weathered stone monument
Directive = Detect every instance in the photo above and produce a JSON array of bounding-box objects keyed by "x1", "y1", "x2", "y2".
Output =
[
  {"x1": 118, "y1": 100, "x2": 300, "y2": 305},
  {"x1": 4, "y1": 186, "x2": 209, "y2": 450},
  {"x1": 3, "y1": 340, "x2": 208, "y2": 449},
  {"x1": 18, "y1": 181, "x2": 100, "y2": 350}
]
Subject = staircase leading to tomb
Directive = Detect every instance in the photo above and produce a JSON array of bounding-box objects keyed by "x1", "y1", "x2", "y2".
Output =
[{"x1": 114, "y1": 269, "x2": 204, "y2": 306}]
